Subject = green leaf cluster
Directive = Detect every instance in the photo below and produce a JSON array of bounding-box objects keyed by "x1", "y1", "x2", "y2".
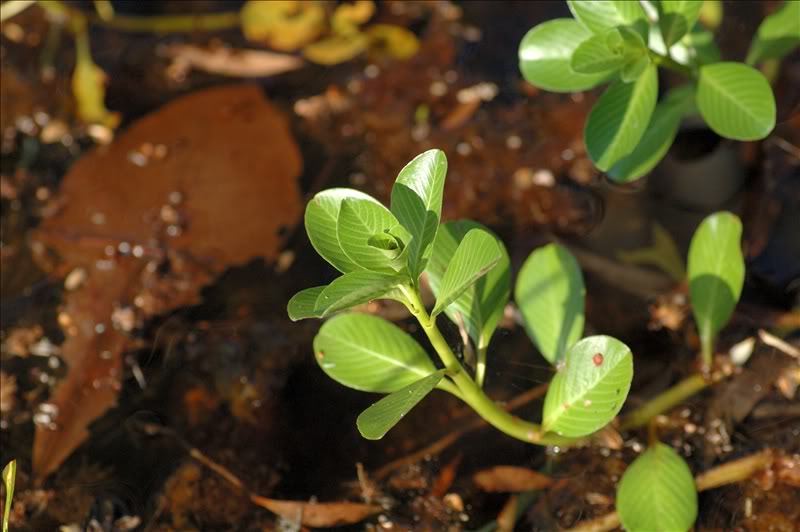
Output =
[
  {"x1": 519, "y1": 0, "x2": 793, "y2": 182},
  {"x1": 289, "y1": 150, "x2": 634, "y2": 443}
]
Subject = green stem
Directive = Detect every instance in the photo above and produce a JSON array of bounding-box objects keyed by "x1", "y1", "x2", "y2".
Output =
[
  {"x1": 475, "y1": 345, "x2": 488, "y2": 388},
  {"x1": 619, "y1": 373, "x2": 710, "y2": 431},
  {"x1": 700, "y1": 335, "x2": 714, "y2": 370},
  {"x1": 401, "y1": 284, "x2": 572, "y2": 447},
  {"x1": 91, "y1": 10, "x2": 241, "y2": 33}
]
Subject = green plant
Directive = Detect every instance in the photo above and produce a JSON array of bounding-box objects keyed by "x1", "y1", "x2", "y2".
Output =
[
  {"x1": 288, "y1": 149, "x2": 634, "y2": 444},
  {"x1": 2, "y1": 460, "x2": 16, "y2": 532},
  {"x1": 289, "y1": 151, "x2": 751, "y2": 530},
  {"x1": 518, "y1": 0, "x2": 799, "y2": 182}
]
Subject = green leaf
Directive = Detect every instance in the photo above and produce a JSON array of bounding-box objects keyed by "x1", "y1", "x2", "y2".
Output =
[
  {"x1": 608, "y1": 85, "x2": 695, "y2": 182},
  {"x1": 305, "y1": 188, "x2": 380, "y2": 273},
  {"x1": 356, "y1": 369, "x2": 445, "y2": 440},
  {"x1": 571, "y1": 33, "x2": 627, "y2": 75},
  {"x1": 697, "y1": 63, "x2": 776, "y2": 141},
  {"x1": 390, "y1": 149, "x2": 448, "y2": 280},
  {"x1": 746, "y1": 1, "x2": 800, "y2": 65},
  {"x1": 619, "y1": 53, "x2": 651, "y2": 82},
  {"x1": 518, "y1": 19, "x2": 610, "y2": 93},
  {"x1": 515, "y1": 243, "x2": 585, "y2": 365},
  {"x1": 541, "y1": 335, "x2": 633, "y2": 437},
  {"x1": 313, "y1": 313, "x2": 437, "y2": 393},
  {"x1": 287, "y1": 286, "x2": 326, "y2": 321},
  {"x1": 617, "y1": 443, "x2": 698, "y2": 532},
  {"x1": 2, "y1": 460, "x2": 16, "y2": 532},
  {"x1": 315, "y1": 271, "x2": 402, "y2": 317},
  {"x1": 567, "y1": 0, "x2": 646, "y2": 34},
  {"x1": 658, "y1": 0, "x2": 703, "y2": 47},
  {"x1": 337, "y1": 198, "x2": 404, "y2": 272},
  {"x1": 688, "y1": 212, "x2": 745, "y2": 358},
  {"x1": 585, "y1": 64, "x2": 658, "y2": 171},
  {"x1": 426, "y1": 221, "x2": 510, "y2": 349},
  {"x1": 431, "y1": 229, "x2": 502, "y2": 317}
]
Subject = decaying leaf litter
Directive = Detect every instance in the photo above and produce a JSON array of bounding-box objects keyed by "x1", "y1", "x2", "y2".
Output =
[{"x1": 1, "y1": 1, "x2": 798, "y2": 530}]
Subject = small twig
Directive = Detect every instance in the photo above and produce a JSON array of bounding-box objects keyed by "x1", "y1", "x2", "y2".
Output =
[
  {"x1": 758, "y1": 329, "x2": 800, "y2": 359},
  {"x1": 565, "y1": 449, "x2": 775, "y2": 532},
  {"x1": 373, "y1": 383, "x2": 549, "y2": 479}
]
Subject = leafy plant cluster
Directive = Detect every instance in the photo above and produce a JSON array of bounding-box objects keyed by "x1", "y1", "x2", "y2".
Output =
[
  {"x1": 289, "y1": 149, "x2": 747, "y2": 531},
  {"x1": 518, "y1": 0, "x2": 799, "y2": 182}
]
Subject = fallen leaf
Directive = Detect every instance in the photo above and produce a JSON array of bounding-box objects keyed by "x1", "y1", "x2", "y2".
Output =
[
  {"x1": 250, "y1": 494, "x2": 380, "y2": 528},
  {"x1": 31, "y1": 84, "x2": 303, "y2": 479},
  {"x1": 473, "y1": 466, "x2": 552, "y2": 493},
  {"x1": 240, "y1": 0, "x2": 325, "y2": 51}
]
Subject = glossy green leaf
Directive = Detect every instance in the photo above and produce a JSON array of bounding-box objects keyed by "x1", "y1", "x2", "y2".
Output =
[
  {"x1": 688, "y1": 212, "x2": 745, "y2": 359},
  {"x1": 357, "y1": 369, "x2": 445, "y2": 440},
  {"x1": 697, "y1": 63, "x2": 776, "y2": 141},
  {"x1": 315, "y1": 271, "x2": 402, "y2": 317},
  {"x1": 431, "y1": 229, "x2": 502, "y2": 317},
  {"x1": 541, "y1": 335, "x2": 633, "y2": 437},
  {"x1": 305, "y1": 188, "x2": 379, "y2": 273},
  {"x1": 609, "y1": 85, "x2": 695, "y2": 182},
  {"x1": 287, "y1": 286, "x2": 326, "y2": 321},
  {"x1": 746, "y1": 0, "x2": 800, "y2": 65},
  {"x1": 426, "y1": 221, "x2": 510, "y2": 349},
  {"x1": 390, "y1": 149, "x2": 448, "y2": 280},
  {"x1": 313, "y1": 313, "x2": 437, "y2": 393},
  {"x1": 518, "y1": 19, "x2": 610, "y2": 92},
  {"x1": 571, "y1": 33, "x2": 626, "y2": 75},
  {"x1": 585, "y1": 64, "x2": 658, "y2": 171},
  {"x1": 567, "y1": 0, "x2": 646, "y2": 34},
  {"x1": 515, "y1": 243, "x2": 585, "y2": 365},
  {"x1": 2, "y1": 460, "x2": 15, "y2": 532},
  {"x1": 337, "y1": 198, "x2": 404, "y2": 272},
  {"x1": 659, "y1": 0, "x2": 703, "y2": 47},
  {"x1": 617, "y1": 443, "x2": 698, "y2": 532}
]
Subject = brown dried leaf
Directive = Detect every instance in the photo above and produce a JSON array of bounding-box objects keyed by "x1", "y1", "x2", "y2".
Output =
[
  {"x1": 250, "y1": 494, "x2": 380, "y2": 528},
  {"x1": 473, "y1": 466, "x2": 552, "y2": 493},
  {"x1": 31, "y1": 84, "x2": 303, "y2": 479}
]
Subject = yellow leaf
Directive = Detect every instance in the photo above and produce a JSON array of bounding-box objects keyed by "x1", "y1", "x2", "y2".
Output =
[
  {"x1": 303, "y1": 33, "x2": 368, "y2": 65},
  {"x1": 366, "y1": 24, "x2": 420, "y2": 60},
  {"x1": 240, "y1": 0, "x2": 325, "y2": 52},
  {"x1": 332, "y1": 0, "x2": 375, "y2": 35},
  {"x1": 72, "y1": 48, "x2": 120, "y2": 129}
]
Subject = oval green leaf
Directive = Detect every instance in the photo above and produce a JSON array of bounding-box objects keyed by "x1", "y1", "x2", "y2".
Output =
[
  {"x1": 571, "y1": 33, "x2": 626, "y2": 75},
  {"x1": 608, "y1": 85, "x2": 695, "y2": 182},
  {"x1": 697, "y1": 63, "x2": 776, "y2": 141},
  {"x1": 515, "y1": 243, "x2": 585, "y2": 365},
  {"x1": 617, "y1": 443, "x2": 698, "y2": 532},
  {"x1": 688, "y1": 211, "x2": 744, "y2": 359},
  {"x1": 431, "y1": 229, "x2": 502, "y2": 317},
  {"x1": 659, "y1": 0, "x2": 703, "y2": 47},
  {"x1": 313, "y1": 313, "x2": 437, "y2": 393},
  {"x1": 356, "y1": 369, "x2": 445, "y2": 440},
  {"x1": 426, "y1": 221, "x2": 510, "y2": 349},
  {"x1": 746, "y1": 0, "x2": 800, "y2": 65},
  {"x1": 305, "y1": 188, "x2": 380, "y2": 273},
  {"x1": 287, "y1": 286, "x2": 326, "y2": 321},
  {"x1": 585, "y1": 64, "x2": 658, "y2": 171},
  {"x1": 541, "y1": 335, "x2": 633, "y2": 437},
  {"x1": 337, "y1": 198, "x2": 404, "y2": 272},
  {"x1": 518, "y1": 19, "x2": 610, "y2": 93},
  {"x1": 315, "y1": 271, "x2": 402, "y2": 317},
  {"x1": 390, "y1": 149, "x2": 448, "y2": 280},
  {"x1": 567, "y1": 0, "x2": 646, "y2": 34}
]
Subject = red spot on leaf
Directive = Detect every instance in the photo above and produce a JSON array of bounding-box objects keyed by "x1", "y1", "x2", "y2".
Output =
[{"x1": 593, "y1": 353, "x2": 604, "y2": 366}]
